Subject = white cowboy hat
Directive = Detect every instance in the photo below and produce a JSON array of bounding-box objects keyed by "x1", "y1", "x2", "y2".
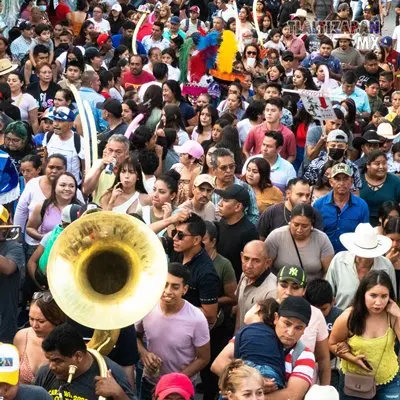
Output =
[
  {"x1": 0, "y1": 59, "x2": 18, "y2": 76},
  {"x1": 290, "y1": 9, "x2": 307, "y2": 18},
  {"x1": 334, "y1": 33, "x2": 353, "y2": 41},
  {"x1": 340, "y1": 223, "x2": 392, "y2": 258},
  {"x1": 377, "y1": 122, "x2": 400, "y2": 140},
  {"x1": 305, "y1": 385, "x2": 339, "y2": 400}
]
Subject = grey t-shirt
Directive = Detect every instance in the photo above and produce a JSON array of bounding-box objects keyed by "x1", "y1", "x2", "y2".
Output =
[
  {"x1": 265, "y1": 225, "x2": 334, "y2": 281},
  {"x1": 331, "y1": 47, "x2": 362, "y2": 67},
  {"x1": 0, "y1": 240, "x2": 25, "y2": 342},
  {"x1": 35, "y1": 355, "x2": 135, "y2": 400},
  {"x1": 16, "y1": 385, "x2": 53, "y2": 399}
]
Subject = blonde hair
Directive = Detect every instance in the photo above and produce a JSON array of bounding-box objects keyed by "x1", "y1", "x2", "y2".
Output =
[
  {"x1": 219, "y1": 360, "x2": 263, "y2": 394},
  {"x1": 159, "y1": 4, "x2": 171, "y2": 21}
]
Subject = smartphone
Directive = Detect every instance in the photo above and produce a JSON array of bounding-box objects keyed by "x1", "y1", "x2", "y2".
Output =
[{"x1": 362, "y1": 358, "x2": 373, "y2": 370}]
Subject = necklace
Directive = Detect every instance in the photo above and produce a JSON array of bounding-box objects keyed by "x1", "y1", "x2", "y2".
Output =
[{"x1": 283, "y1": 205, "x2": 291, "y2": 224}]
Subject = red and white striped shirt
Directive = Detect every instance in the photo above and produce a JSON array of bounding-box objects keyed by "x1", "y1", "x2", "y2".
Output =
[{"x1": 285, "y1": 347, "x2": 316, "y2": 385}]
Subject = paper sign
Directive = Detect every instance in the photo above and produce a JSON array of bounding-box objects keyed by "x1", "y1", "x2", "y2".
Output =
[{"x1": 299, "y1": 89, "x2": 336, "y2": 120}]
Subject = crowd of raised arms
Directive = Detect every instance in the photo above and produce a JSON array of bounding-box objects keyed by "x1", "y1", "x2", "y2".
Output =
[{"x1": 1, "y1": 0, "x2": 400, "y2": 399}]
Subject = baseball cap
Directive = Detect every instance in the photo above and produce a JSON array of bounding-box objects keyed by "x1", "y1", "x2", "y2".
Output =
[
  {"x1": 175, "y1": 140, "x2": 204, "y2": 160},
  {"x1": 380, "y1": 36, "x2": 393, "y2": 47},
  {"x1": 330, "y1": 163, "x2": 353, "y2": 178},
  {"x1": 277, "y1": 265, "x2": 307, "y2": 288},
  {"x1": 111, "y1": 3, "x2": 122, "y2": 12},
  {"x1": 364, "y1": 4, "x2": 372, "y2": 10},
  {"x1": 214, "y1": 184, "x2": 250, "y2": 209},
  {"x1": 281, "y1": 50, "x2": 294, "y2": 61},
  {"x1": 97, "y1": 33, "x2": 110, "y2": 47},
  {"x1": 170, "y1": 16, "x2": 180, "y2": 24},
  {"x1": 193, "y1": 174, "x2": 215, "y2": 188},
  {"x1": 155, "y1": 373, "x2": 194, "y2": 400},
  {"x1": 278, "y1": 296, "x2": 311, "y2": 326},
  {"x1": 53, "y1": 106, "x2": 75, "y2": 122},
  {"x1": 0, "y1": 204, "x2": 9, "y2": 223},
  {"x1": 96, "y1": 98, "x2": 123, "y2": 118},
  {"x1": 85, "y1": 47, "x2": 101, "y2": 60},
  {"x1": 190, "y1": 5, "x2": 200, "y2": 13},
  {"x1": 361, "y1": 130, "x2": 381, "y2": 143},
  {"x1": 327, "y1": 129, "x2": 348, "y2": 143},
  {"x1": 40, "y1": 108, "x2": 54, "y2": 121},
  {"x1": 0, "y1": 343, "x2": 19, "y2": 385},
  {"x1": 61, "y1": 204, "x2": 81, "y2": 224}
]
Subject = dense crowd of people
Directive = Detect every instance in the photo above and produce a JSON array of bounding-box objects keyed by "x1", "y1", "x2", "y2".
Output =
[{"x1": 0, "y1": 0, "x2": 400, "y2": 399}]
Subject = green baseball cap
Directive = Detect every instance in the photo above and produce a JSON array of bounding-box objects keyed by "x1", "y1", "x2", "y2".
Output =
[
  {"x1": 330, "y1": 163, "x2": 353, "y2": 178},
  {"x1": 277, "y1": 266, "x2": 307, "y2": 288}
]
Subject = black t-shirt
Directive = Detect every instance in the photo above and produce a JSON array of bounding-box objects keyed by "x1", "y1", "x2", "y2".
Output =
[
  {"x1": 354, "y1": 65, "x2": 384, "y2": 89},
  {"x1": 257, "y1": 202, "x2": 324, "y2": 240},
  {"x1": 97, "y1": 122, "x2": 128, "y2": 156},
  {"x1": 35, "y1": 355, "x2": 135, "y2": 400},
  {"x1": 26, "y1": 81, "x2": 61, "y2": 113},
  {"x1": 163, "y1": 241, "x2": 219, "y2": 307},
  {"x1": 0, "y1": 240, "x2": 25, "y2": 343},
  {"x1": 67, "y1": 320, "x2": 139, "y2": 367},
  {"x1": 216, "y1": 217, "x2": 259, "y2": 281},
  {"x1": 15, "y1": 385, "x2": 53, "y2": 399}
]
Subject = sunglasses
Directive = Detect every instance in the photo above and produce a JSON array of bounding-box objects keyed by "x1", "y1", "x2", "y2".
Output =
[
  {"x1": 246, "y1": 51, "x2": 257, "y2": 56},
  {"x1": 171, "y1": 229, "x2": 193, "y2": 240},
  {"x1": 33, "y1": 291, "x2": 53, "y2": 302},
  {"x1": 218, "y1": 163, "x2": 236, "y2": 172}
]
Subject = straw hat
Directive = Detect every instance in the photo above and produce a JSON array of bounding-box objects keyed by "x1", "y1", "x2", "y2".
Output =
[{"x1": 0, "y1": 59, "x2": 18, "y2": 76}]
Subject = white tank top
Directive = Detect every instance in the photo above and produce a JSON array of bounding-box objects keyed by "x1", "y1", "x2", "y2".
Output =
[{"x1": 112, "y1": 192, "x2": 140, "y2": 214}]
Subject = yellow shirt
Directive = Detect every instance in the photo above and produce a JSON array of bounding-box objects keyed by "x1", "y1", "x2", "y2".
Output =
[
  {"x1": 92, "y1": 170, "x2": 116, "y2": 205},
  {"x1": 340, "y1": 327, "x2": 399, "y2": 385},
  {"x1": 255, "y1": 186, "x2": 283, "y2": 214}
]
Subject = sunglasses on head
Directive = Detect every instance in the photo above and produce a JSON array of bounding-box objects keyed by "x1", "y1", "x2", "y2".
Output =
[
  {"x1": 171, "y1": 229, "x2": 193, "y2": 240},
  {"x1": 33, "y1": 291, "x2": 53, "y2": 303}
]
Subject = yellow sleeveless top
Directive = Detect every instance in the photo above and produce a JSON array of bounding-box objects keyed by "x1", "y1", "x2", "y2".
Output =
[{"x1": 340, "y1": 326, "x2": 399, "y2": 385}]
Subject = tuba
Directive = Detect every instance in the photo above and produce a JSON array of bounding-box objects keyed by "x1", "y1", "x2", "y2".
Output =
[{"x1": 47, "y1": 211, "x2": 168, "y2": 399}]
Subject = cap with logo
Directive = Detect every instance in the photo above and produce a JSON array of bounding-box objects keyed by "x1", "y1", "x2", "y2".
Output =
[
  {"x1": 190, "y1": 5, "x2": 200, "y2": 13},
  {"x1": 193, "y1": 174, "x2": 215, "y2": 188},
  {"x1": 281, "y1": 50, "x2": 294, "y2": 61},
  {"x1": 330, "y1": 163, "x2": 353, "y2": 178},
  {"x1": 97, "y1": 33, "x2": 111, "y2": 47},
  {"x1": 111, "y1": 3, "x2": 122, "y2": 12},
  {"x1": 0, "y1": 343, "x2": 19, "y2": 386},
  {"x1": 0, "y1": 204, "x2": 9, "y2": 224},
  {"x1": 214, "y1": 184, "x2": 250, "y2": 209},
  {"x1": 53, "y1": 106, "x2": 75, "y2": 122},
  {"x1": 277, "y1": 265, "x2": 307, "y2": 288},
  {"x1": 278, "y1": 296, "x2": 311, "y2": 325},
  {"x1": 61, "y1": 204, "x2": 81, "y2": 224},
  {"x1": 327, "y1": 129, "x2": 348, "y2": 143},
  {"x1": 380, "y1": 36, "x2": 393, "y2": 47},
  {"x1": 155, "y1": 373, "x2": 195, "y2": 400}
]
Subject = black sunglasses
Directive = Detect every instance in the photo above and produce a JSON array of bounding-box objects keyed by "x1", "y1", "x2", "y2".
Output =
[
  {"x1": 171, "y1": 229, "x2": 194, "y2": 240},
  {"x1": 246, "y1": 51, "x2": 257, "y2": 56}
]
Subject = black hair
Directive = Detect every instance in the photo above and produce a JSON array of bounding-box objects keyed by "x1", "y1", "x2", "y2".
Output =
[
  {"x1": 305, "y1": 279, "x2": 334, "y2": 306},
  {"x1": 164, "y1": 128, "x2": 177, "y2": 149},
  {"x1": 33, "y1": 44, "x2": 49, "y2": 56},
  {"x1": 243, "y1": 100, "x2": 265, "y2": 122},
  {"x1": 161, "y1": 47, "x2": 178, "y2": 68},
  {"x1": 181, "y1": 213, "x2": 206, "y2": 238},
  {"x1": 168, "y1": 262, "x2": 190, "y2": 285},
  {"x1": 35, "y1": 23, "x2": 50, "y2": 35},
  {"x1": 21, "y1": 154, "x2": 42, "y2": 169},
  {"x1": 294, "y1": 67, "x2": 319, "y2": 90},
  {"x1": 109, "y1": 45, "x2": 128, "y2": 69},
  {"x1": 157, "y1": 170, "x2": 181, "y2": 194},
  {"x1": 291, "y1": 203, "x2": 316, "y2": 226},
  {"x1": 257, "y1": 298, "x2": 280, "y2": 328},
  {"x1": 253, "y1": 76, "x2": 267, "y2": 88},
  {"x1": 56, "y1": 88, "x2": 74, "y2": 107},
  {"x1": 265, "y1": 131, "x2": 284, "y2": 148},
  {"x1": 342, "y1": 71, "x2": 357, "y2": 85},
  {"x1": 267, "y1": 27, "x2": 281, "y2": 41},
  {"x1": 384, "y1": 216, "x2": 400, "y2": 235},
  {"x1": 123, "y1": 20, "x2": 136, "y2": 30},
  {"x1": 130, "y1": 126, "x2": 153, "y2": 151},
  {"x1": 99, "y1": 70, "x2": 114, "y2": 90},
  {"x1": 197, "y1": 105, "x2": 218, "y2": 134},
  {"x1": 265, "y1": 81, "x2": 282, "y2": 93},
  {"x1": 365, "y1": 149, "x2": 387, "y2": 169},
  {"x1": 265, "y1": 97, "x2": 283, "y2": 110},
  {"x1": 349, "y1": 271, "x2": 396, "y2": 335},
  {"x1": 379, "y1": 70, "x2": 393, "y2": 81},
  {"x1": 319, "y1": 36, "x2": 333, "y2": 48},
  {"x1": 66, "y1": 59, "x2": 84, "y2": 73},
  {"x1": 112, "y1": 153, "x2": 147, "y2": 194},
  {"x1": 216, "y1": 126, "x2": 242, "y2": 168},
  {"x1": 153, "y1": 62, "x2": 168, "y2": 81},
  {"x1": 138, "y1": 149, "x2": 159, "y2": 175},
  {"x1": 378, "y1": 201, "x2": 400, "y2": 226},
  {"x1": 365, "y1": 77, "x2": 379, "y2": 87},
  {"x1": 153, "y1": 21, "x2": 164, "y2": 30},
  {"x1": 143, "y1": 85, "x2": 163, "y2": 110},
  {"x1": 46, "y1": 153, "x2": 67, "y2": 168},
  {"x1": 76, "y1": 0, "x2": 88, "y2": 11},
  {"x1": 204, "y1": 220, "x2": 219, "y2": 244},
  {"x1": 392, "y1": 142, "x2": 400, "y2": 155},
  {"x1": 42, "y1": 323, "x2": 86, "y2": 356},
  {"x1": 244, "y1": 157, "x2": 272, "y2": 191},
  {"x1": 163, "y1": 80, "x2": 185, "y2": 102},
  {"x1": 364, "y1": 51, "x2": 378, "y2": 63}
]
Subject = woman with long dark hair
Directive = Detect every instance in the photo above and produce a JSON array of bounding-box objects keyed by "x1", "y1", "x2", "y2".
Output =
[
  {"x1": 216, "y1": 126, "x2": 243, "y2": 173},
  {"x1": 159, "y1": 104, "x2": 189, "y2": 145},
  {"x1": 330, "y1": 270, "x2": 400, "y2": 399},
  {"x1": 74, "y1": 19, "x2": 95, "y2": 46},
  {"x1": 192, "y1": 105, "x2": 218, "y2": 144},
  {"x1": 242, "y1": 157, "x2": 282, "y2": 213},
  {"x1": 100, "y1": 153, "x2": 150, "y2": 213},
  {"x1": 384, "y1": 216, "x2": 400, "y2": 294},
  {"x1": 143, "y1": 85, "x2": 163, "y2": 133}
]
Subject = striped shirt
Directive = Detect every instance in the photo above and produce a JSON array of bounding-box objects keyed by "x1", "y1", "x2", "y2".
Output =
[{"x1": 285, "y1": 346, "x2": 316, "y2": 385}]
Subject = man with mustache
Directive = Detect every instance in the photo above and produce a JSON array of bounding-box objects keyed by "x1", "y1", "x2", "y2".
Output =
[{"x1": 180, "y1": 175, "x2": 216, "y2": 221}]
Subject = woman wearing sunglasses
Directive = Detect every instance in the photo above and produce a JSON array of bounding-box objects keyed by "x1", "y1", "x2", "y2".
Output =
[
  {"x1": 242, "y1": 44, "x2": 265, "y2": 76},
  {"x1": 13, "y1": 291, "x2": 66, "y2": 384}
]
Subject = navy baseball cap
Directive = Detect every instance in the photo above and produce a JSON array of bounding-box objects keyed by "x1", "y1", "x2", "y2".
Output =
[
  {"x1": 215, "y1": 184, "x2": 250, "y2": 209},
  {"x1": 53, "y1": 107, "x2": 75, "y2": 122}
]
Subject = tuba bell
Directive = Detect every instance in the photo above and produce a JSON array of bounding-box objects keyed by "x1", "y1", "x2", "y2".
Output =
[{"x1": 47, "y1": 211, "x2": 168, "y2": 398}]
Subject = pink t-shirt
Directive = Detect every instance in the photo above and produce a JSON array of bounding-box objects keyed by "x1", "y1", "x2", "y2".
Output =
[
  {"x1": 300, "y1": 305, "x2": 329, "y2": 352},
  {"x1": 135, "y1": 300, "x2": 210, "y2": 381},
  {"x1": 244, "y1": 122, "x2": 297, "y2": 160}
]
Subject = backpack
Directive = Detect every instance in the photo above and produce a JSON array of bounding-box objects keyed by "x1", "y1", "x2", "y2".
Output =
[
  {"x1": 185, "y1": 18, "x2": 201, "y2": 31},
  {"x1": 45, "y1": 131, "x2": 81, "y2": 155},
  {"x1": 291, "y1": 340, "x2": 306, "y2": 369}
]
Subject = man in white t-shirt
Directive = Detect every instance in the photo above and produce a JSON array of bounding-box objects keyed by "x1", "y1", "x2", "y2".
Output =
[
  {"x1": 180, "y1": 6, "x2": 206, "y2": 35},
  {"x1": 392, "y1": 24, "x2": 400, "y2": 52},
  {"x1": 136, "y1": 263, "x2": 210, "y2": 400},
  {"x1": 215, "y1": 0, "x2": 236, "y2": 22},
  {"x1": 43, "y1": 106, "x2": 84, "y2": 184}
]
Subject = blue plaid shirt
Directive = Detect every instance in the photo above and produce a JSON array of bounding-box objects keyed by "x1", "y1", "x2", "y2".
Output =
[
  {"x1": 211, "y1": 176, "x2": 259, "y2": 225},
  {"x1": 78, "y1": 87, "x2": 108, "y2": 133}
]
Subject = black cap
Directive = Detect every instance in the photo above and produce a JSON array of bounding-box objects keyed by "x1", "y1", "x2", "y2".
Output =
[
  {"x1": 85, "y1": 47, "x2": 101, "y2": 60},
  {"x1": 282, "y1": 50, "x2": 294, "y2": 61},
  {"x1": 353, "y1": 130, "x2": 381, "y2": 147},
  {"x1": 279, "y1": 296, "x2": 311, "y2": 325},
  {"x1": 214, "y1": 184, "x2": 250, "y2": 209},
  {"x1": 96, "y1": 98, "x2": 122, "y2": 118}
]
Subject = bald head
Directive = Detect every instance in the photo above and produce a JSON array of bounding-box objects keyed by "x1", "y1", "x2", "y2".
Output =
[{"x1": 241, "y1": 240, "x2": 271, "y2": 281}]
